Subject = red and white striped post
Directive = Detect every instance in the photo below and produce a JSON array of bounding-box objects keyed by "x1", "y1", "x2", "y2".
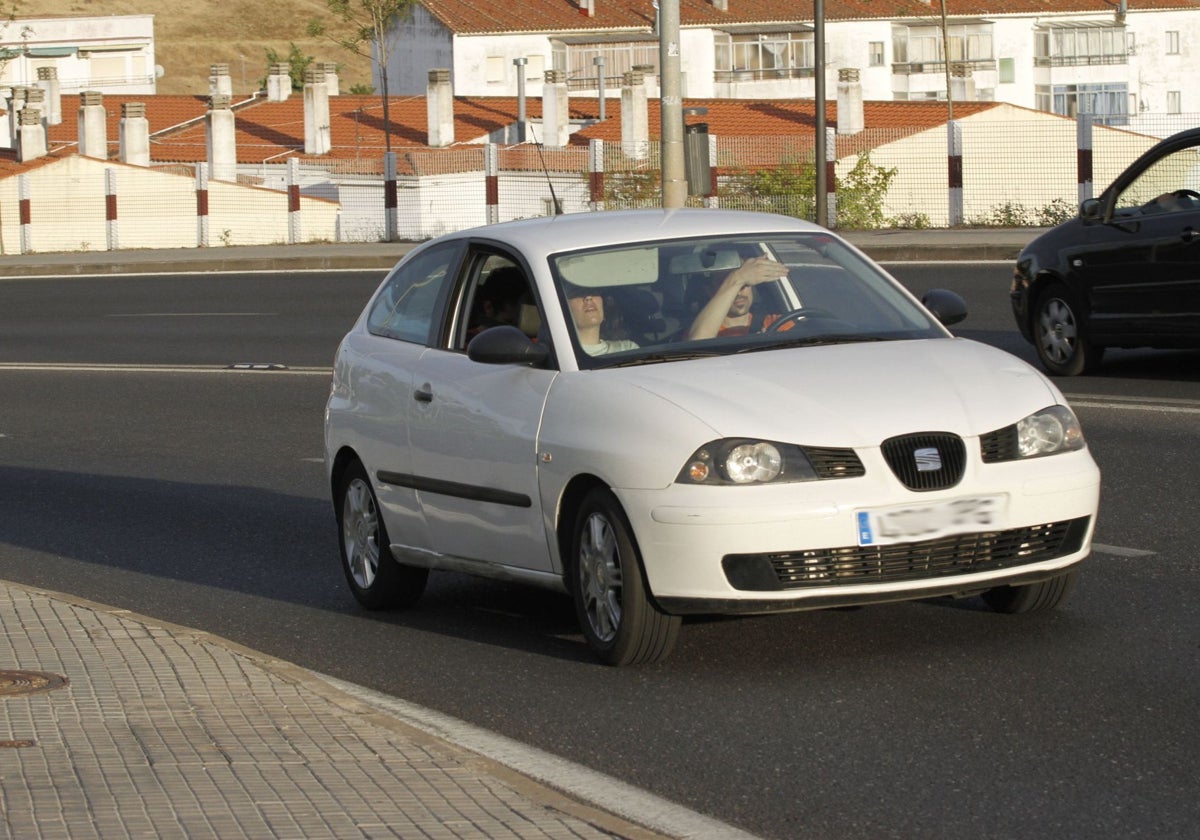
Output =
[
  {"x1": 589, "y1": 139, "x2": 605, "y2": 211},
  {"x1": 105, "y1": 168, "x2": 119, "y2": 250},
  {"x1": 384, "y1": 151, "x2": 398, "y2": 242},
  {"x1": 824, "y1": 126, "x2": 837, "y2": 226},
  {"x1": 485, "y1": 143, "x2": 499, "y2": 225},
  {"x1": 704, "y1": 133, "x2": 719, "y2": 208},
  {"x1": 1077, "y1": 114, "x2": 1094, "y2": 204},
  {"x1": 18, "y1": 174, "x2": 32, "y2": 253},
  {"x1": 287, "y1": 157, "x2": 301, "y2": 243},
  {"x1": 947, "y1": 120, "x2": 964, "y2": 226},
  {"x1": 196, "y1": 163, "x2": 210, "y2": 247}
]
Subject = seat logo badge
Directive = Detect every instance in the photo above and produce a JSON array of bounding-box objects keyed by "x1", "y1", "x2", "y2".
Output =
[{"x1": 914, "y1": 447, "x2": 942, "y2": 472}]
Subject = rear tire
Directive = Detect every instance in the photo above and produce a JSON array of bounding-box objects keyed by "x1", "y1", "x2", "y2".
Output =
[
  {"x1": 1033, "y1": 283, "x2": 1103, "y2": 376},
  {"x1": 337, "y1": 460, "x2": 428, "y2": 610},
  {"x1": 569, "y1": 488, "x2": 680, "y2": 666},
  {"x1": 981, "y1": 570, "x2": 1077, "y2": 614}
]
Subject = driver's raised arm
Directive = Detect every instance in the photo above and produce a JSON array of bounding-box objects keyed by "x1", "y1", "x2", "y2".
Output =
[{"x1": 686, "y1": 256, "x2": 789, "y2": 340}]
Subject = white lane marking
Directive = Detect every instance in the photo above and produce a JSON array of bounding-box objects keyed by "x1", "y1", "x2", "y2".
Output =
[
  {"x1": 0, "y1": 362, "x2": 331, "y2": 375},
  {"x1": 107, "y1": 312, "x2": 275, "y2": 317},
  {"x1": 1064, "y1": 393, "x2": 1200, "y2": 414},
  {"x1": 1092, "y1": 544, "x2": 1157, "y2": 558},
  {"x1": 314, "y1": 672, "x2": 765, "y2": 840}
]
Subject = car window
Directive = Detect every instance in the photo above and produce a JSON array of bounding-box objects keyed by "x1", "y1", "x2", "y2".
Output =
[
  {"x1": 549, "y1": 233, "x2": 944, "y2": 369},
  {"x1": 457, "y1": 255, "x2": 537, "y2": 351},
  {"x1": 1114, "y1": 145, "x2": 1200, "y2": 213},
  {"x1": 367, "y1": 242, "x2": 459, "y2": 344}
]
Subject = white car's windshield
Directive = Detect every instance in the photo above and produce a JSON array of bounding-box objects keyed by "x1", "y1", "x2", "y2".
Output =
[{"x1": 549, "y1": 232, "x2": 946, "y2": 369}]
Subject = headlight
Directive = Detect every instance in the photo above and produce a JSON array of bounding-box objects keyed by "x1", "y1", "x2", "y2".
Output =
[
  {"x1": 1017, "y1": 405, "x2": 1085, "y2": 457},
  {"x1": 677, "y1": 439, "x2": 817, "y2": 485},
  {"x1": 983, "y1": 405, "x2": 1085, "y2": 462}
]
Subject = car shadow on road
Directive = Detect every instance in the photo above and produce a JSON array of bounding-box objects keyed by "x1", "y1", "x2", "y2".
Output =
[{"x1": 0, "y1": 465, "x2": 598, "y2": 664}]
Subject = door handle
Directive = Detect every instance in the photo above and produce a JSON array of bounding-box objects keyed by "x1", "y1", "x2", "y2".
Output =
[
  {"x1": 413, "y1": 385, "x2": 433, "y2": 403},
  {"x1": 1182, "y1": 227, "x2": 1200, "y2": 243}
]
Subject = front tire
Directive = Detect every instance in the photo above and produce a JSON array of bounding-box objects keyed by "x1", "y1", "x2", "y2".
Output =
[
  {"x1": 337, "y1": 460, "x2": 428, "y2": 610},
  {"x1": 569, "y1": 488, "x2": 680, "y2": 666},
  {"x1": 1033, "y1": 283, "x2": 1103, "y2": 376},
  {"x1": 981, "y1": 570, "x2": 1077, "y2": 614}
]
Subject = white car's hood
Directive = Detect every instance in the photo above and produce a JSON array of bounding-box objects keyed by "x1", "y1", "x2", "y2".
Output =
[{"x1": 617, "y1": 338, "x2": 1059, "y2": 446}]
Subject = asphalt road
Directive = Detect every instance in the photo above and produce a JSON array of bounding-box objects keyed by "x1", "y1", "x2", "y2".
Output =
[{"x1": 1, "y1": 265, "x2": 1198, "y2": 839}]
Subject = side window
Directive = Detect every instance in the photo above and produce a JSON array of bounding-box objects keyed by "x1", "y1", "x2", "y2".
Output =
[
  {"x1": 457, "y1": 255, "x2": 537, "y2": 350},
  {"x1": 1115, "y1": 146, "x2": 1200, "y2": 214},
  {"x1": 367, "y1": 242, "x2": 458, "y2": 343}
]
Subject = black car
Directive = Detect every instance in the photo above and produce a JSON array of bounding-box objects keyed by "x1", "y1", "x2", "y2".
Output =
[{"x1": 1012, "y1": 127, "x2": 1200, "y2": 375}]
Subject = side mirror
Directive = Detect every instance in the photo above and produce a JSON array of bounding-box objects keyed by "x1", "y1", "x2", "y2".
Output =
[
  {"x1": 1079, "y1": 198, "x2": 1102, "y2": 221},
  {"x1": 467, "y1": 325, "x2": 550, "y2": 367},
  {"x1": 921, "y1": 288, "x2": 968, "y2": 327}
]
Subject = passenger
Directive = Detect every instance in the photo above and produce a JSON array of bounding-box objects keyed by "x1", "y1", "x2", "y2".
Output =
[
  {"x1": 564, "y1": 284, "x2": 639, "y2": 356},
  {"x1": 468, "y1": 266, "x2": 528, "y2": 339},
  {"x1": 686, "y1": 255, "x2": 790, "y2": 339}
]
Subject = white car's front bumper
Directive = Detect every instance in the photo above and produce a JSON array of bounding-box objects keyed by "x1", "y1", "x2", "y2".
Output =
[{"x1": 615, "y1": 449, "x2": 1101, "y2": 614}]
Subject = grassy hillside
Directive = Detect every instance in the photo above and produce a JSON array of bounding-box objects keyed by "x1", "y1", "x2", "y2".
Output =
[{"x1": 19, "y1": 0, "x2": 375, "y2": 95}]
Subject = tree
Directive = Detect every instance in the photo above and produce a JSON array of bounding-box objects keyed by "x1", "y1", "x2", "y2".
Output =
[
  {"x1": 261, "y1": 43, "x2": 315, "y2": 92},
  {"x1": 308, "y1": 0, "x2": 417, "y2": 156}
]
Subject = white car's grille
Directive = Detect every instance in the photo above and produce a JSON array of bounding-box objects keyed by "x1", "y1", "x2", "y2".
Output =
[
  {"x1": 881, "y1": 432, "x2": 966, "y2": 491},
  {"x1": 722, "y1": 517, "x2": 1090, "y2": 591}
]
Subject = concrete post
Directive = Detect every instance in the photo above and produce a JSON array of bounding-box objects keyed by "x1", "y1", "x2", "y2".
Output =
[
  {"x1": 119, "y1": 102, "x2": 151, "y2": 166},
  {"x1": 206, "y1": 94, "x2": 237, "y2": 182},
  {"x1": 303, "y1": 67, "x2": 331, "y2": 155},
  {"x1": 836, "y1": 69, "x2": 864, "y2": 135},
  {"x1": 36, "y1": 67, "x2": 61, "y2": 126},
  {"x1": 542, "y1": 70, "x2": 569, "y2": 147},
  {"x1": 77, "y1": 91, "x2": 107, "y2": 159},
  {"x1": 621, "y1": 71, "x2": 648, "y2": 160},
  {"x1": 426, "y1": 69, "x2": 454, "y2": 147}
]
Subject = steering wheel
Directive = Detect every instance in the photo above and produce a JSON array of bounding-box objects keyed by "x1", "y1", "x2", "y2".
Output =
[{"x1": 766, "y1": 308, "x2": 838, "y2": 333}]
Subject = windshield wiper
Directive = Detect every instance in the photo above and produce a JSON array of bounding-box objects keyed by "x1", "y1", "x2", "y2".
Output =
[
  {"x1": 736, "y1": 334, "x2": 891, "y2": 353},
  {"x1": 606, "y1": 349, "x2": 723, "y2": 367}
]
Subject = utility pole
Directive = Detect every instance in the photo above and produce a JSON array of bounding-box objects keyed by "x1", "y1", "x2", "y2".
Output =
[
  {"x1": 814, "y1": 0, "x2": 827, "y2": 226},
  {"x1": 659, "y1": 0, "x2": 687, "y2": 208}
]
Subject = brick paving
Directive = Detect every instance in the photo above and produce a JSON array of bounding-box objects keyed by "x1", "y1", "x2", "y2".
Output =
[{"x1": 0, "y1": 582, "x2": 673, "y2": 840}]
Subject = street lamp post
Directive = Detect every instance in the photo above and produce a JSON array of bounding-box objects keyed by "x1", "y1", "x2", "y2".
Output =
[{"x1": 659, "y1": 0, "x2": 687, "y2": 208}]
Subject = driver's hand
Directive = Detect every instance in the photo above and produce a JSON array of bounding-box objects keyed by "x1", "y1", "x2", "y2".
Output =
[{"x1": 729, "y1": 256, "x2": 788, "y2": 287}]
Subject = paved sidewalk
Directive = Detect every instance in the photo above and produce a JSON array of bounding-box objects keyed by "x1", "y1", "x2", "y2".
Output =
[
  {"x1": 0, "y1": 226, "x2": 1040, "y2": 278},
  {"x1": 0, "y1": 580, "x2": 740, "y2": 840}
]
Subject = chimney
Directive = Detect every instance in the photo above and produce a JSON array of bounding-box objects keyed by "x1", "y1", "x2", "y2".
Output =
[
  {"x1": 950, "y1": 62, "x2": 976, "y2": 102},
  {"x1": 209, "y1": 63, "x2": 233, "y2": 98},
  {"x1": 577, "y1": 0, "x2": 595, "y2": 16},
  {"x1": 836, "y1": 68, "x2": 864, "y2": 135},
  {"x1": 18, "y1": 106, "x2": 46, "y2": 162},
  {"x1": 621, "y1": 70, "x2": 649, "y2": 160},
  {"x1": 267, "y1": 62, "x2": 292, "y2": 102},
  {"x1": 206, "y1": 94, "x2": 237, "y2": 181},
  {"x1": 710, "y1": 0, "x2": 728, "y2": 10},
  {"x1": 7, "y1": 87, "x2": 27, "y2": 148},
  {"x1": 542, "y1": 70, "x2": 570, "y2": 147},
  {"x1": 119, "y1": 101, "x2": 150, "y2": 166},
  {"x1": 320, "y1": 62, "x2": 340, "y2": 96},
  {"x1": 77, "y1": 90, "x2": 108, "y2": 158},
  {"x1": 426, "y1": 68, "x2": 454, "y2": 147},
  {"x1": 36, "y1": 67, "x2": 61, "y2": 126},
  {"x1": 304, "y1": 67, "x2": 331, "y2": 155}
]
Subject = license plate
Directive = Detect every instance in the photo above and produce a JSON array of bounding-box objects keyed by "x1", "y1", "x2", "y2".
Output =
[{"x1": 856, "y1": 495, "x2": 1006, "y2": 546}]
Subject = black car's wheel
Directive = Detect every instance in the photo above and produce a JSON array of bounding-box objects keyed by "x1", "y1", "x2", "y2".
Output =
[
  {"x1": 981, "y1": 570, "x2": 1077, "y2": 614},
  {"x1": 337, "y1": 460, "x2": 428, "y2": 610},
  {"x1": 569, "y1": 488, "x2": 680, "y2": 666},
  {"x1": 1033, "y1": 283, "x2": 1103, "y2": 376}
]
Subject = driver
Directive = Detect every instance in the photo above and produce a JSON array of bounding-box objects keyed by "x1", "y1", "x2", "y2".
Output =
[{"x1": 686, "y1": 256, "x2": 790, "y2": 339}]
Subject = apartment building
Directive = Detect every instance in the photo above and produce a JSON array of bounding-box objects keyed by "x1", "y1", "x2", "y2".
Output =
[
  {"x1": 382, "y1": 0, "x2": 1200, "y2": 128},
  {"x1": 0, "y1": 15, "x2": 157, "y2": 97}
]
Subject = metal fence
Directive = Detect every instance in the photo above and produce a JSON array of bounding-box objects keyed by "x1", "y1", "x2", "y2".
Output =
[{"x1": 2, "y1": 113, "x2": 1195, "y2": 254}]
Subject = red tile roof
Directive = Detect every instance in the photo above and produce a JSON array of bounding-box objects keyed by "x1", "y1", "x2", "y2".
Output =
[
  {"x1": 0, "y1": 90, "x2": 1030, "y2": 179},
  {"x1": 420, "y1": 0, "x2": 1200, "y2": 35}
]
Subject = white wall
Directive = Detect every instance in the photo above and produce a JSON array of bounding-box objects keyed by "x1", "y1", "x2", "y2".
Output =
[{"x1": 0, "y1": 15, "x2": 156, "y2": 95}]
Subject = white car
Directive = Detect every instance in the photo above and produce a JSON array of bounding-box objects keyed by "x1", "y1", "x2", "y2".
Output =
[{"x1": 324, "y1": 209, "x2": 1101, "y2": 665}]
